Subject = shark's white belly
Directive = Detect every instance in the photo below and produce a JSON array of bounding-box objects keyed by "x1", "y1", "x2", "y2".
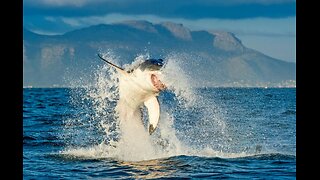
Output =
[{"x1": 116, "y1": 69, "x2": 160, "y2": 134}]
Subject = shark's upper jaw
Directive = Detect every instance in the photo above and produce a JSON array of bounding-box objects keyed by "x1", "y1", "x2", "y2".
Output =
[{"x1": 151, "y1": 74, "x2": 166, "y2": 91}]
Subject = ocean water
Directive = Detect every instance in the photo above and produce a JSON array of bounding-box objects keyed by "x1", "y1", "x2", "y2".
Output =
[
  {"x1": 23, "y1": 87, "x2": 296, "y2": 179},
  {"x1": 23, "y1": 54, "x2": 295, "y2": 179}
]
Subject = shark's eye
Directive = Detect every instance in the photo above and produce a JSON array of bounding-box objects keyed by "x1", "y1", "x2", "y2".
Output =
[{"x1": 149, "y1": 59, "x2": 164, "y2": 66}]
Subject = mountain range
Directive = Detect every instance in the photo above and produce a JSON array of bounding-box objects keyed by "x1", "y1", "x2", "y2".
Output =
[{"x1": 23, "y1": 20, "x2": 295, "y2": 87}]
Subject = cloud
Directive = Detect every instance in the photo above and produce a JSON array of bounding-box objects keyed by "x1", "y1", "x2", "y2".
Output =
[
  {"x1": 24, "y1": 0, "x2": 296, "y2": 7},
  {"x1": 209, "y1": 0, "x2": 296, "y2": 5},
  {"x1": 44, "y1": 16, "x2": 57, "y2": 22},
  {"x1": 24, "y1": 0, "x2": 105, "y2": 7},
  {"x1": 27, "y1": 29, "x2": 63, "y2": 36},
  {"x1": 61, "y1": 18, "x2": 82, "y2": 27},
  {"x1": 24, "y1": 0, "x2": 296, "y2": 19}
]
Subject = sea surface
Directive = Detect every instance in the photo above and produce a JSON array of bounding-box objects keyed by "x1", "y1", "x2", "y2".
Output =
[{"x1": 23, "y1": 87, "x2": 296, "y2": 179}]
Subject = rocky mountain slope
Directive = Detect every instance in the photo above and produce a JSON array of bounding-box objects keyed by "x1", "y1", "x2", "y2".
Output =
[{"x1": 23, "y1": 20, "x2": 295, "y2": 87}]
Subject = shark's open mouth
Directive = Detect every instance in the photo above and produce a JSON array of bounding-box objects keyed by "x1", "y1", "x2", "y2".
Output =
[{"x1": 151, "y1": 74, "x2": 166, "y2": 91}]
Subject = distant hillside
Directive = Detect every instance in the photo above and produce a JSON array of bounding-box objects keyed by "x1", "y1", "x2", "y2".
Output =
[{"x1": 23, "y1": 20, "x2": 295, "y2": 87}]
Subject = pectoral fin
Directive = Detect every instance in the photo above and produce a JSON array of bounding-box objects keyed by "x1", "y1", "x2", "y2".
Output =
[{"x1": 144, "y1": 96, "x2": 160, "y2": 135}]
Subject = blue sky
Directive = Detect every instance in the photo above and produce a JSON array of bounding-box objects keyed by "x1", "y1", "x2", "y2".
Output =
[{"x1": 23, "y1": 0, "x2": 296, "y2": 62}]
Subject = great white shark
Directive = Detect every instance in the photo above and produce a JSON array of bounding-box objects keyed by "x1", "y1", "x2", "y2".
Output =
[{"x1": 98, "y1": 54, "x2": 166, "y2": 135}]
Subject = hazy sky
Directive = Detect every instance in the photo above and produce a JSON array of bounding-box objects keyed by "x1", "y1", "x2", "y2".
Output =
[{"x1": 23, "y1": 0, "x2": 296, "y2": 62}]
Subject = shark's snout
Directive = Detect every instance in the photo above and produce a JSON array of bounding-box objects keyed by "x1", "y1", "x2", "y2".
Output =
[{"x1": 151, "y1": 74, "x2": 166, "y2": 91}]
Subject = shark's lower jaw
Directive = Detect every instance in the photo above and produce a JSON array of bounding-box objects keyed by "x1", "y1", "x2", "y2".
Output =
[{"x1": 151, "y1": 74, "x2": 166, "y2": 91}]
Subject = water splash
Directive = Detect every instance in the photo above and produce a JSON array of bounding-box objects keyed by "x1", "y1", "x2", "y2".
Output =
[
  {"x1": 160, "y1": 53, "x2": 197, "y2": 108},
  {"x1": 61, "y1": 52, "x2": 252, "y2": 161}
]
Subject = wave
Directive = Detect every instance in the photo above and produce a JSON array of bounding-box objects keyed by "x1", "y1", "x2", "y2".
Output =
[
  {"x1": 23, "y1": 134, "x2": 65, "y2": 147},
  {"x1": 281, "y1": 109, "x2": 296, "y2": 115},
  {"x1": 54, "y1": 149, "x2": 295, "y2": 163},
  {"x1": 24, "y1": 140, "x2": 65, "y2": 147},
  {"x1": 44, "y1": 152, "x2": 295, "y2": 180},
  {"x1": 232, "y1": 153, "x2": 296, "y2": 160}
]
